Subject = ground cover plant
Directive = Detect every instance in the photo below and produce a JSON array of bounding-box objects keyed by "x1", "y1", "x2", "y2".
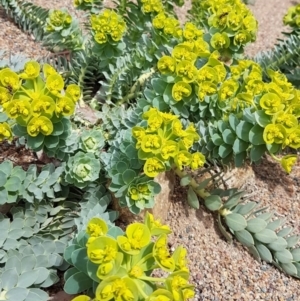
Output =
[{"x1": 0, "y1": 0, "x2": 299, "y2": 300}]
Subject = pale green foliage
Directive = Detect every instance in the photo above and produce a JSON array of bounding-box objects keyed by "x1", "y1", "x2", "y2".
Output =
[
  {"x1": 0, "y1": 161, "x2": 63, "y2": 204},
  {"x1": 204, "y1": 188, "x2": 300, "y2": 278},
  {"x1": 64, "y1": 152, "x2": 101, "y2": 188},
  {"x1": 79, "y1": 128, "x2": 105, "y2": 154}
]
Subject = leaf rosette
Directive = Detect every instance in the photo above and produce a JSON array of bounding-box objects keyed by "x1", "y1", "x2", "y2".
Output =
[{"x1": 64, "y1": 151, "x2": 101, "y2": 188}]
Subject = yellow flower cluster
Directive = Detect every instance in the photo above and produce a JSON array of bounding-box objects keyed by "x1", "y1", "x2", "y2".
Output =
[
  {"x1": 200, "y1": 0, "x2": 257, "y2": 50},
  {"x1": 231, "y1": 62, "x2": 300, "y2": 151},
  {"x1": 75, "y1": 213, "x2": 194, "y2": 301},
  {"x1": 45, "y1": 9, "x2": 72, "y2": 32},
  {"x1": 132, "y1": 108, "x2": 206, "y2": 177},
  {"x1": 152, "y1": 12, "x2": 182, "y2": 38},
  {"x1": 90, "y1": 9, "x2": 126, "y2": 44},
  {"x1": 141, "y1": 0, "x2": 164, "y2": 14},
  {"x1": 228, "y1": 61, "x2": 300, "y2": 173},
  {"x1": 0, "y1": 61, "x2": 80, "y2": 140},
  {"x1": 283, "y1": 4, "x2": 300, "y2": 27},
  {"x1": 158, "y1": 41, "x2": 225, "y2": 102}
]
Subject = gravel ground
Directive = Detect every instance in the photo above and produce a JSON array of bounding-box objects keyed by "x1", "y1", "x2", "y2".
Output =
[{"x1": 1, "y1": 0, "x2": 300, "y2": 300}]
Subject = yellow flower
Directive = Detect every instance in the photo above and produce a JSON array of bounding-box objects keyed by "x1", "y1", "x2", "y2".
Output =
[
  {"x1": 96, "y1": 277, "x2": 138, "y2": 301},
  {"x1": 198, "y1": 81, "x2": 217, "y2": 101},
  {"x1": 227, "y1": 12, "x2": 243, "y2": 31},
  {"x1": 242, "y1": 15, "x2": 257, "y2": 36},
  {"x1": 193, "y1": 38, "x2": 210, "y2": 57},
  {"x1": 284, "y1": 127, "x2": 300, "y2": 149},
  {"x1": 144, "y1": 157, "x2": 165, "y2": 178},
  {"x1": 161, "y1": 141, "x2": 178, "y2": 160},
  {"x1": 260, "y1": 93, "x2": 284, "y2": 115},
  {"x1": 172, "y1": 45, "x2": 196, "y2": 62},
  {"x1": 176, "y1": 60, "x2": 197, "y2": 83},
  {"x1": 0, "y1": 87, "x2": 12, "y2": 106},
  {"x1": 263, "y1": 124, "x2": 286, "y2": 145},
  {"x1": 157, "y1": 56, "x2": 177, "y2": 75},
  {"x1": 211, "y1": 32, "x2": 230, "y2": 50},
  {"x1": 287, "y1": 104, "x2": 300, "y2": 118},
  {"x1": 172, "y1": 245, "x2": 189, "y2": 272},
  {"x1": 219, "y1": 79, "x2": 239, "y2": 101},
  {"x1": 172, "y1": 81, "x2": 192, "y2": 102},
  {"x1": 212, "y1": 62, "x2": 226, "y2": 83},
  {"x1": 0, "y1": 122, "x2": 12, "y2": 141},
  {"x1": 46, "y1": 74, "x2": 64, "y2": 94},
  {"x1": 128, "y1": 186, "x2": 139, "y2": 201},
  {"x1": 49, "y1": 10, "x2": 72, "y2": 27},
  {"x1": 0, "y1": 68, "x2": 20, "y2": 92},
  {"x1": 31, "y1": 96, "x2": 55, "y2": 118},
  {"x1": 246, "y1": 79, "x2": 265, "y2": 95},
  {"x1": 5, "y1": 99, "x2": 31, "y2": 121},
  {"x1": 43, "y1": 63, "x2": 57, "y2": 78},
  {"x1": 86, "y1": 217, "x2": 108, "y2": 237},
  {"x1": 280, "y1": 155, "x2": 297, "y2": 174},
  {"x1": 273, "y1": 111, "x2": 298, "y2": 132},
  {"x1": 163, "y1": 17, "x2": 180, "y2": 37},
  {"x1": 153, "y1": 234, "x2": 175, "y2": 272},
  {"x1": 141, "y1": 134, "x2": 162, "y2": 154},
  {"x1": 55, "y1": 96, "x2": 75, "y2": 117},
  {"x1": 190, "y1": 152, "x2": 206, "y2": 170},
  {"x1": 172, "y1": 119, "x2": 185, "y2": 137},
  {"x1": 147, "y1": 289, "x2": 173, "y2": 301},
  {"x1": 87, "y1": 236, "x2": 118, "y2": 264},
  {"x1": 183, "y1": 22, "x2": 202, "y2": 40},
  {"x1": 152, "y1": 12, "x2": 166, "y2": 29},
  {"x1": 174, "y1": 151, "x2": 192, "y2": 170},
  {"x1": 168, "y1": 274, "x2": 190, "y2": 301},
  {"x1": 94, "y1": 31, "x2": 107, "y2": 44},
  {"x1": 145, "y1": 212, "x2": 172, "y2": 236},
  {"x1": 20, "y1": 61, "x2": 40, "y2": 79},
  {"x1": 117, "y1": 223, "x2": 151, "y2": 254},
  {"x1": 66, "y1": 84, "x2": 81, "y2": 102},
  {"x1": 234, "y1": 30, "x2": 251, "y2": 45},
  {"x1": 196, "y1": 66, "x2": 218, "y2": 83},
  {"x1": 159, "y1": 111, "x2": 177, "y2": 123},
  {"x1": 147, "y1": 113, "x2": 163, "y2": 132},
  {"x1": 129, "y1": 265, "x2": 144, "y2": 278},
  {"x1": 27, "y1": 116, "x2": 54, "y2": 137}
]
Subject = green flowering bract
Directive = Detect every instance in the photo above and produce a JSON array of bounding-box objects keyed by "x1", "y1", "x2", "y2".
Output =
[
  {"x1": 71, "y1": 214, "x2": 194, "y2": 301},
  {"x1": 0, "y1": 122, "x2": 13, "y2": 141},
  {"x1": 263, "y1": 124, "x2": 286, "y2": 145},
  {"x1": 133, "y1": 108, "x2": 205, "y2": 178},
  {"x1": 280, "y1": 155, "x2": 298, "y2": 174},
  {"x1": 64, "y1": 151, "x2": 101, "y2": 188}
]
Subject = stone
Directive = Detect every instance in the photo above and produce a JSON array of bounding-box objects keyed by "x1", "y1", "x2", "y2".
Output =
[{"x1": 111, "y1": 171, "x2": 175, "y2": 224}]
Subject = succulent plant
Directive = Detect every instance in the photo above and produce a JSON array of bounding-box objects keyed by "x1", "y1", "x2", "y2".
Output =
[
  {"x1": 0, "y1": 161, "x2": 64, "y2": 204},
  {"x1": 204, "y1": 189, "x2": 300, "y2": 278},
  {"x1": 63, "y1": 151, "x2": 101, "y2": 189},
  {"x1": 64, "y1": 213, "x2": 194, "y2": 301},
  {"x1": 79, "y1": 128, "x2": 105, "y2": 155}
]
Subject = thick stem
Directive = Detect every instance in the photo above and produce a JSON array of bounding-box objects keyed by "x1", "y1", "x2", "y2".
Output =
[
  {"x1": 135, "y1": 253, "x2": 154, "y2": 267},
  {"x1": 139, "y1": 275, "x2": 165, "y2": 283},
  {"x1": 173, "y1": 167, "x2": 210, "y2": 199},
  {"x1": 117, "y1": 68, "x2": 156, "y2": 105},
  {"x1": 119, "y1": 0, "x2": 127, "y2": 15}
]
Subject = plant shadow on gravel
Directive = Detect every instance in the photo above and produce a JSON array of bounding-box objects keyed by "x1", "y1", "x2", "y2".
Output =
[{"x1": 251, "y1": 155, "x2": 296, "y2": 198}]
